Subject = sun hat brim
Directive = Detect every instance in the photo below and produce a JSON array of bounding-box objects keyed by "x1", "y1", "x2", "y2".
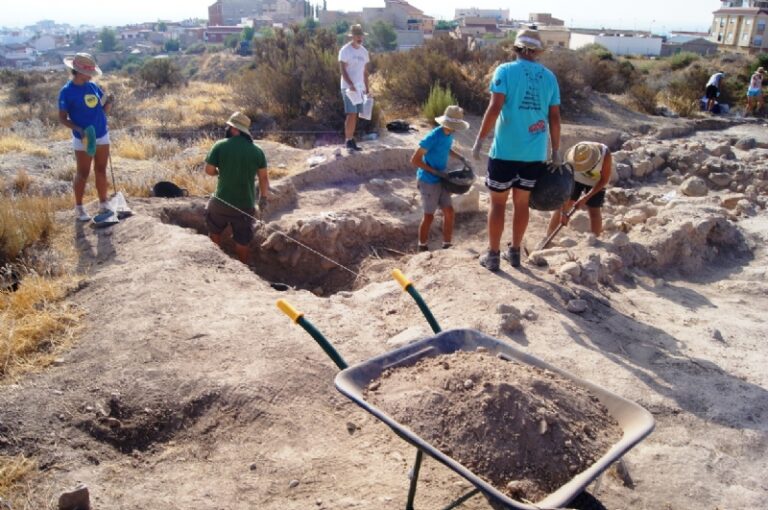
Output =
[
  {"x1": 63, "y1": 56, "x2": 102, "y2": 77},
  {"x1": 435, "y1": 115, "x2": 469, "y2": 131},
  {"x1": 348, "y1": 31, "x2": 369, "y2": 36},
  {"x1": 226, "y1": 120, "x2": 251, "y2": 133},
  {"x1": 566, "y1": 144, "x2": 600, "y2": 173}
]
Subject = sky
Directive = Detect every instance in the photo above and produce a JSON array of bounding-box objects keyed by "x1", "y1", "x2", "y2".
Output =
[{"x1": 4, "y1": 0, "x2": 721, "y2": 33}]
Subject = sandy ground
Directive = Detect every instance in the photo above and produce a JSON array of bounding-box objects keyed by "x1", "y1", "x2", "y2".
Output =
[{"x1": 2, "y1": 104, "x2": 768, "y2": 510}]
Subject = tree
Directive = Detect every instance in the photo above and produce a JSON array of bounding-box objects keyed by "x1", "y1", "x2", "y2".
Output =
[
  {"x1": 156, "y1": 21, "x2": 167, "y2": 32},
  {"x1": 241, "y1": 26, "x2": 255, "y2": 42},
  {"x1": 323, "y1": 0, "x2": 327, "y2": 11},
  {"x1": 368, "y1": 21, "x2": 397, "y2": 52},
  {"x1": 99, "y1": 28, "x2": 117, "y2": 52},
  {"x1": 73, "y1": 31, "x2": 84, "y2": 46},
  {"x1": 224, "y1": 34, "x2": 239, "y2": 49},
  {"x1": 164, "y1": 39, "x2": 180, "y2": 52},
  {"x1": 304, "y1": 17, "x2": 318, "y2": 34},
  {"x1": 435, "y1": 20, "x2": 456, "y2": 31},
  {"x1": 139, "y1": 58, "x2": 183, "y2": 89}
]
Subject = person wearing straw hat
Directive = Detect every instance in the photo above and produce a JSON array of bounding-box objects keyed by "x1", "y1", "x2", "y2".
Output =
[
  {"x1": 339, "y1": 24, "x2": 371, "y2": 152},
  {"x1": 58, "y1": 52, "x2": 114, "y2": 222},
  {"x1": 204, "y1": 112, "x2": 270, "y2": 264},
  {"x1": 410, "y1": 105, "x2": 470, "y2": 251},
  {"x1": 471, "y1": 28, "x2": 561, "y2": 271},
  {"x1": 746, "y1": 67, "x2": 765, "y2": 116},
  {"x1": 547, "y1": 142, "x2": 613, "y2": 238}
]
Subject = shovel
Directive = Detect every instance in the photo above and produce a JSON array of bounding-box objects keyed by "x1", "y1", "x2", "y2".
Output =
[{"x1": 535, "y1": 205, "x2": 577, "y2": 251}]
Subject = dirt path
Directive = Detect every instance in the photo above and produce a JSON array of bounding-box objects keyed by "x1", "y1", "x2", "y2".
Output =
[{"x1": 2, "y1": 122, "x2": 768, "y2": 510}]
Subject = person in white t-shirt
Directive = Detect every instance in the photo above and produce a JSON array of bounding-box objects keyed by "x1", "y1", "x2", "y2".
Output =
[{"x1": 338, "y1": 24, "x2": 370, "y2": 152}]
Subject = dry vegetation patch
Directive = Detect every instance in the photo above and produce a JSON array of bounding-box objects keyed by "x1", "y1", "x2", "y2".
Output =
[
  {"x1": 0, "y1": 454, "x2": 37, "y2": 506},
  {"x1": 0, "y1": 133, "x2": 50, "y2": 157}
]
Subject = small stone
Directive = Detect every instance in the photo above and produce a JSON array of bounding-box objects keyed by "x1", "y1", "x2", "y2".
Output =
[
  {"x1": 84, "y1": 406, "x2": 94, "y2": 412},
  {"x1": 610, "y1": 232, "x2": 630, "y2": 247},
  {"x1": 538, "y1": 419, "x2": 548, "y2": 435},
  {"x1": 654, "y1": 278, "x2": 666, "y2": 288},
  {"x1": 53, "y1": 358, "x2": 66, "y2": 366},
  {"x1": 585, "y1": 234, "x2": 598, "y2": 246},
  {"x1": 558, "y1": 237, "x2": 578, "y2": 247},
  {"x1": 558, "y1": 262, "x2": 581, "y2": 279},
  {"x1": 523, "y1": 308, "x2": 538, "y2": 321},
  {"x1": 58, "y1": 483, "x2": 90, "y2": 510},
  {"x1": 463, "y1": 379, "x2": 474, "y2": 389},
  {"x1": 708, "y1": 172, "x2": 733, "y2": 188},
  {"x1": 711, "y1": 329, "x2": 725, "y2": 342},
  {"x1": 499, "y1": 313, "x2": 523, "y2": 333},
  {"x1": 496, "y1": 303, "x2": 521, "y2": 315},
  {"x1": 346, "y1": 422, "x2": 357, "y2": 435},
  {"x1": 566, "y1": 299, "x2": 589, "y2": 314},
  {"x1": 368, "y1": 381, "x2": 380, "y2": 391},
  {"x1": 680, "y1": 176, "x2": 708, "y2": 197},
  {"x1": 624, "y1": 209, "x2": 647, "y2": 225},
  {"x1": 289, "y1": 479, "x2": 300, "y2": 489},
  {"x1": 249, "y1": 462, "x2": 258, "y2": 471}
]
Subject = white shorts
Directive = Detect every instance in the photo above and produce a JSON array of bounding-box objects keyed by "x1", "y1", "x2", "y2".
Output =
[{"x1": 72, "y1": 132, "x2": 110, "y2": 151}]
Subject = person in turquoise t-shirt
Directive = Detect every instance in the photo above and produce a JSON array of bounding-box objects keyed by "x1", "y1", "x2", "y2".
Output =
[
  {"x1": 58, "y1": 53, "x2": 114, "y2": 222},
  {"x1": 472, "y1": 28, "x2": 561, "y2": 271},
  {"x1": 204, "y1": 112, "x2": 269, "y2": 264},
  {"x1": 410, "y1": 105, "x2": 469, "y2": 251}
]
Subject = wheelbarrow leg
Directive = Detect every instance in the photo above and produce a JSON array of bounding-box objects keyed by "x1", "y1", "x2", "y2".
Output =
[{"x1": 406, "y1": 449, "x2": 424, "y2": 510}]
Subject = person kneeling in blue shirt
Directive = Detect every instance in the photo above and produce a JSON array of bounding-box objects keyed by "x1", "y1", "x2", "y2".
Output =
[{"x1": 410, "y1": 105, "x2": 469, "y2": 251}]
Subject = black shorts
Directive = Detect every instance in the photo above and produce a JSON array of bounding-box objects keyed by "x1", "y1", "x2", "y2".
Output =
[
  {"x1": 205, "y1": 198, "x2": 256, "y2": 246},
  {"x1": 485, "y1": 158, "x2": 546, "y2": 192},
  {"x1": 705, "y1": 85, "x2": 719, "y2": 100},
  {"x1": 572, "y1": 182, "x2": 606, "y2": 208}
]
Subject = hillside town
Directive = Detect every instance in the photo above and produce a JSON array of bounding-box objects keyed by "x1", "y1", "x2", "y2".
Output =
[{"x1": 8, "y1": 0, "x2": 768, "y2": 70}]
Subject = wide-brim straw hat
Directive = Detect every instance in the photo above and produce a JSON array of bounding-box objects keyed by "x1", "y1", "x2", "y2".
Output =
[
  {"x1": 758, "y1": 67, "x2": 766, "y2": 74},
  {"x1": 348, "y1": 24, "x2": 368, "y2": 37},
  {"x1": 435, "y1": 105, "x2": 469, "y2": 131},
  {"x1": 566, "y1": 143, "x2": 601, "y2": 173},
  {"x1": 63, "y1": 52, "x2": 102, "y2": 77},
  {"x1": 226, "y1": 111, "x2": 251, "y2": 133},
  {"x1": 514, "y1": 28, "x2": 544, "y2": 51}
]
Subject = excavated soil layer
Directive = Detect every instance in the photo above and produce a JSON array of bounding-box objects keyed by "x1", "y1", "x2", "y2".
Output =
[{"x1": 365, "y1": 350, "x2": 622, "y2": 503}]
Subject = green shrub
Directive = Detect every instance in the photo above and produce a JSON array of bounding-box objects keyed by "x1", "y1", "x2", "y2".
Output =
[
  {"x1": 578, "y1": 44, "x2": 613, "y2": 61},
  {"x1": 628, "y1": 83, "x2": 659, "y2": 114},
  {"x1": 422, "y1": 82, "x2": 457, "y2": 124},
  {"x1": 139, "y1": 58, "x2": 184, "y2": 89},
  {"x1": 668, "y1": 51, "x2": 699, "y2": 71},
  {"x1": 185, "y1": 43, "x2": 206, "y2": 55},
  {"x1": 238, "y1": 27, "x2": 344, "y2": 129}
]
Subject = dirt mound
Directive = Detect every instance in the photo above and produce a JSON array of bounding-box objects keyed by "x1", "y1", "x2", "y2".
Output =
[{"x1": 365, "y1": 350, "x2": 622, "y2": 503}]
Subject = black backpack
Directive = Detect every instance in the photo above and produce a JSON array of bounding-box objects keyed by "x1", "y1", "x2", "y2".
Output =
[
  {"x1": 152, "y1": 181, "x2": 189, "y2": 198},
  {"x1": 386, "y1": 120, "x2": 414, "y2": 133}
]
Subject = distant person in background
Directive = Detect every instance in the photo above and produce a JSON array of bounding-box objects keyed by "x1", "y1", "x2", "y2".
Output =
[
  {"x1": 410, "y1": 105, "x2": 470, "y2": 252},
  {"x1": 58, "y1": 53, "x2": 113, "y2": 222},
  {"x1": 547, "y1": 142, "x2": 612, "y2": 238},
  {"x1": 705, "y1": 71, "x2": 725, "y2": 113},
  {"x1": 746, "y1": 67, "x2": 765, "y2": 116},
  {"x1": 338, "y1": 24, "x2": 371, "y2": 152},
  {"x1": 204, "y1": 112, "x2": 269, "y2": 264}
]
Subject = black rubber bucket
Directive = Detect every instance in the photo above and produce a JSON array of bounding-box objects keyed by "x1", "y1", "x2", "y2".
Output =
[{"x1": 529, "y1": 163, "x2": 575, "y2": 211}]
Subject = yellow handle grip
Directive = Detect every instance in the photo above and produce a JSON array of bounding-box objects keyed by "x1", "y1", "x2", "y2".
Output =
[
  {"x1": 391, "y1": 269, "x2": 412, "y2": 291},
  {"x1": 276, "y1": 299, "x2": 303, "y2": 323}
]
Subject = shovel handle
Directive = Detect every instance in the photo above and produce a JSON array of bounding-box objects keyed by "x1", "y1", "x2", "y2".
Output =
[{"x1": 392, "y1": 269, "x2": 412, "y2": 290}]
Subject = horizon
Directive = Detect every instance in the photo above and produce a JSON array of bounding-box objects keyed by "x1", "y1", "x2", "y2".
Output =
[{"x1": 2, "y1": 0, "x2": 719, "y2": 33}]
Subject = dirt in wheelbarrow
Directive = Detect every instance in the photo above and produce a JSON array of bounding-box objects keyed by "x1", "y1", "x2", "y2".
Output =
[{"x1": 365, "y1": 350, "x2": 622, "y2": 504}]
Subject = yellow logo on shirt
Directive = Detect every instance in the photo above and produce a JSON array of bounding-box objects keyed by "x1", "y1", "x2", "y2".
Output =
[{"x1": 84, "y1": 94, "x2": 99, "y2": 108}]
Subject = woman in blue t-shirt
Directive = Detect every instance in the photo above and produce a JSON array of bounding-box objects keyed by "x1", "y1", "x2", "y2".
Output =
[{"x1": 58, "y1": 53, "x2": 114, "y2": 221}]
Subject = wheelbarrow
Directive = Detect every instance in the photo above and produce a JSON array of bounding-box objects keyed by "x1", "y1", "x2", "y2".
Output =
[{"x1": 276, "y1": 270, "x2": 654, "y2": 509}]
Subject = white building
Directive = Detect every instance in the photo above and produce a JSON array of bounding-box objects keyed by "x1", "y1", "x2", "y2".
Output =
[
  {"x1": 454, "y1": 8, "x2": 509, "y2": 23},
  {"x1": 570, "y1": 32, "x2": 663, "y2": 56}
]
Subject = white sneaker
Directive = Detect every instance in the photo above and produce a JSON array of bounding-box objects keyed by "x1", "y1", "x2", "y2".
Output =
[{"x1": 75, "y1": 206, "x2": 91, "y2": 222}]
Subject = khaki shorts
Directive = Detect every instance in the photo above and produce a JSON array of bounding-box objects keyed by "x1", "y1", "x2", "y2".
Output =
[
  {"x1": 418, "y1": 180, "x2": 452, "y2": 214},
  {"x1": 205, "y1": 198, "x2": 255, "y2": 246}
]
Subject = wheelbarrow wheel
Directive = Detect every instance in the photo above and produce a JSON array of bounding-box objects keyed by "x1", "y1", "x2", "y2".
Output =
[{"x1": 568, "y1": 491, "x2": 607, "y2": 510}]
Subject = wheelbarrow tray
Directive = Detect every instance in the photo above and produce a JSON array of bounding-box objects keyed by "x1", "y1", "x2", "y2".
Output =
[{"x1": 335, "y1": 329, "x2": 655, "y2": 510}]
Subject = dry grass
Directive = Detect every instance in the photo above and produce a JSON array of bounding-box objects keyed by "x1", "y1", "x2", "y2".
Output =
[
  {"x1": 133, "y1": 81, "x2": 237, "y2": 130},
  {"x1": 113, "y1": 134, "x2": 181, "y2": 160},
  {"x1": 0, "y1": 133, "x2": 50, "y2": 157},
  {"x1": 0, "y1": 454, "x2": 37, "y2": 505},
  {"x1": 12, "y1": 169, "x2": 31, "y2": 194},
  {"x1": 1, "y1": 273, "x2": 81, "y2": 380},
  {"x1": 0, "y1": 196, "x2": 58, "y2": 262}
]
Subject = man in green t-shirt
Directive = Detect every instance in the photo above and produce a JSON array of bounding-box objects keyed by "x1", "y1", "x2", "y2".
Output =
[{"x1": 204, "y1": 112, "x2": 269, "y2": 264}]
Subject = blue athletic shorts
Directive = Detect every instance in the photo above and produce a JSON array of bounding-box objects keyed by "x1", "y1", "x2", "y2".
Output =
[{"x1": 341, "y1": 90, "x2": 363, "y2": 115}]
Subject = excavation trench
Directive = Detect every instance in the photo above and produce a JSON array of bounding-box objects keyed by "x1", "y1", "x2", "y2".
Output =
[{"x1": 159, "y1": 201, "x2": 420, "y2": 296}]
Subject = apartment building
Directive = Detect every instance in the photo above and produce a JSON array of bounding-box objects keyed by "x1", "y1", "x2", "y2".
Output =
[
  {"x1": 711, "y1": 0, "x2": 768, "y2": 54},
  {"x1": 208, "y1": 0, "x2": 305, "y2": 26}
]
